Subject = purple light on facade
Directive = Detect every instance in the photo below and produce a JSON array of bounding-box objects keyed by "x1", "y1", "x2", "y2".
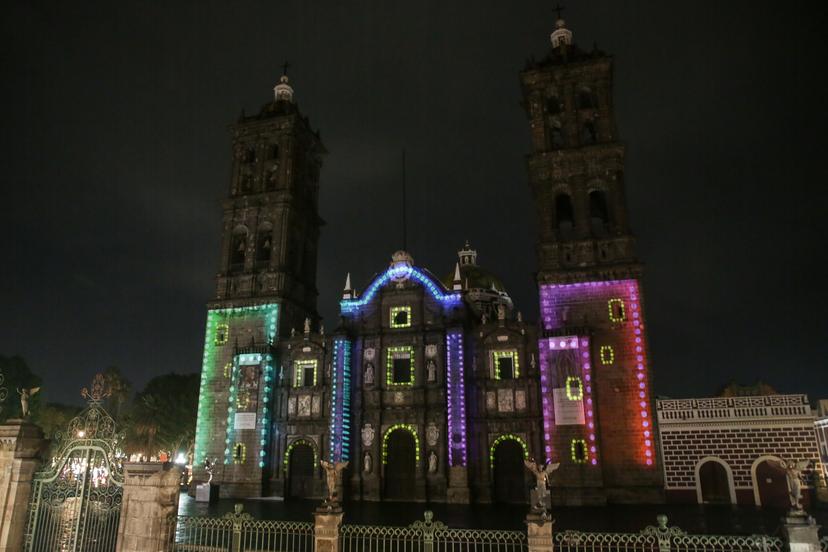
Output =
[
  {"x1": 539, "y1": 278, "x2": 654, "y2": 467},
  {"x1": 445, "y1": 329, "x2": 467, "y2": 467},
  {"x1": 328, "y1": 338, "x2": 352, "y2": 462}
]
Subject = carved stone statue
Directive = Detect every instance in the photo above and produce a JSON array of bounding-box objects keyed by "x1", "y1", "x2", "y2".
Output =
[
  {"x1": 776, "y1": 459, "x2": 810, "y2": 511},
  {"x1": 17, "y1": 387, "x2": 40, "y2": 418},
  {"x1": 524, "y1": 458, "x2": 560, "y2": 513},
  {"x1": 364, "y1": 363, "x2": 374, "y2": 385},
  {"x1": 361, "y1": 424, "x2": 375, "y2": 447},
  {"x1": 481, "y1": 312, "x2": 488, "y2": 324},
  {"x1": 303, "y1": 318, "x2": 311, "y2": 334},
  {"x1": 497, "y1": 303, "x2": 506, "y2": 321},
  {"x1": 426, "y1": 423, "x2": 439, "y2": 447},
  {"x1": 320, "y1": 460, "x2": 349, "y2": 503},
  {"x1": 517, "y1": 311, "x2": 523, "y2": 323},
  {"x1": 290, "y1": 327, "x2": 296, "y2": 337},
  {"x1": 426, "y1": 359, "x2": 436, "y2": 382},
  {"x1": 319, "y1": 323, "x2": 324, "y2": 336},
  {"x1": 203, "y1": 458, "x2": 215, "y2": 484},
  {"x1": 428, "y1": 451, "x2": 438, "y2": 473},
  {"x1": 363, "y1": 452, "x2": 372, "y2": 474}
]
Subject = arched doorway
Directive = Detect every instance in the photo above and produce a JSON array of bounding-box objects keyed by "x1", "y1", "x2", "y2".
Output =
[
  {"x1": 384, "y1": 429, "x2": 417, "y2": 500},
  {"x1": 492, "y1": 439, "x2": 527, "y2": 504},
  {"x1": 287, "y1": 442, "x2": 316, "y2": 499},
  {"x1": 697, "y1": 459, "x2": 732, "y2": 504},
  {"x1": 754, "y1": 458, "x2": 789, "y2": 508}
]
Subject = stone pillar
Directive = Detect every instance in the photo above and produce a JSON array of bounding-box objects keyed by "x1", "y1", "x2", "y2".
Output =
[
  {"x1": 313, "y1": 506, "x2": 344, "y2": 552},
  {"x1": 782, "y1": 511, "x2": 822, "y2": 552},
  {"x1": 525, "y1": 514, "x2": 554, "y2": 552},
  {"x1": 116, "y1": 462, "x2": 183, "y2": 552},
  {"x1": 0, "y1": 419, "x2": 45, "y2": 552},
  {"x1": 446, "y1": 466, "x2": 470, "y2": 504}
]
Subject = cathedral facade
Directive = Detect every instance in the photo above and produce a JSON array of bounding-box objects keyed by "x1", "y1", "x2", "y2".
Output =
[{"x1": 192, "y1": 16, "x2": 663, "y2": 505}]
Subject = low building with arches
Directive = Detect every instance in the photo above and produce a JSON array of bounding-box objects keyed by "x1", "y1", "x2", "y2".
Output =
[{"x1": 657, "y1": 394, "x2": 822, "y2": 507}]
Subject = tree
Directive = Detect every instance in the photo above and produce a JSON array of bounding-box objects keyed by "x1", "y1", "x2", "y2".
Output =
[
  {"x1": 124, "y1": 373, "x2": 199, "y2": 460},
  {"x1": 0, "y1": 355, "x2": 42, "y2": 422},
  {"x1": 34, "y1": 402, "x2": 82, "y2": 442},
  {"x1": 101, "y1": 366, "x2": 131, "y2": 420}
]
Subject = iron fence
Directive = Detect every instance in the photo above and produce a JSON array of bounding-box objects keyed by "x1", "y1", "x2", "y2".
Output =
[
  {"x1": 554, "y1": 515, "x2": 784, "y2": 552},
  {"x1": 169, "y1": 505, "x2": 313, "y2": 552},
  {"x1": 341, "y1": 511, "x2": 527, "y2": 552},
  {"x1": 434, "y1": 527, "x2": 527, "y2": 551}
]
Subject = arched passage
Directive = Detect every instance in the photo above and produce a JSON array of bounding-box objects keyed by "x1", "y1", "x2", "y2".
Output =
[
  {"x1": 490, "y1": 435, "x2": 529, "y2": 504},
  {"x1": 753, "y1": 456, "x2": 789, "y2": 508},
  {"x1": 383, "y1": 427, "x2": 418, "y2": 500},
  {"x1": 285, "y1": 440, "x2": 317, "y2": 499},
  {"x1": 696, "y1": 458, "x2": 734, "y2": 504}
]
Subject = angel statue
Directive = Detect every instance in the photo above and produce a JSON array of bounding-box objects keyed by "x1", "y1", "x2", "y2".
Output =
[
  {"x1": 524, "y1": 458, "x2": 560, "y2": 513},
  {"x1": 776, "y1": 459, "x2": 810, "y2": 511},
  {"x1": 17, "y1": 387, "x2": 40, "y2": 418},
  {"x1": 320, "y1": 460, "x2": 349, "y2": 504},
  {"x1": 203, "y1": 458, "x2": 216, "y2": 484}
]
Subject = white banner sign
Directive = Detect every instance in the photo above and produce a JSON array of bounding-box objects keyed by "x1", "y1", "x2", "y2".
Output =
[
  {"x1": 553, "y1": 388, "x2": 585, "y2": 425},
  {"x1": 234, "y1": 412, "x2": 257, "y2": 430}
]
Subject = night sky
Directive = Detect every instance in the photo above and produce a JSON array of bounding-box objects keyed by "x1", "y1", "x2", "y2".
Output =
[{"x1": 2, "y1": 1, "x2": 827, "y2": 406}]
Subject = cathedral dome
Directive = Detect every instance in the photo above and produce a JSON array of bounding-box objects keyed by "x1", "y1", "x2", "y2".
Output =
[{"x1": 442, "y1": 263, "x2": 507, "y2": 294}]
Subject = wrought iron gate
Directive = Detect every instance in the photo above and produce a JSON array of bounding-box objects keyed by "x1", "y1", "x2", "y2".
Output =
[{"x1": 24, "y1": 375, "x2": 124, "y2": 552}]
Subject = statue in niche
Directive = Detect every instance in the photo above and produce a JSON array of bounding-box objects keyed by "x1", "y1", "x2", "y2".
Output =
[
  {"x1": 481, "y1": 312, "x2": 488, "y2": 324},
  {"x1": 426, "y1": 359, "x2": 436, "y2": 382},
  {"x1": 268, "y1": 164, "x2": 279, "y2": 187},
  {"x1": 363, "y1": 452, "x2": 372, "y2": 474},
  {"x1": 530, "y1": 353, "x2": 536, "y2": 371},
  {"x1": 290, "y1": 327, "x2": 296, "y2": 337},
  {"x1": 497, "y1": 303, "x2": 506, "y2": 321},
  {"x1": 364, "y1": 362, "x2": 374, "y2": 385},
  {"x1": 303, "y1": 318, "x2": 311, "y2": 334},
  {"x1": 428, "y1": 451, "x2": 438, "y2": 473},
  {"x1": 517, "y1": 311, "x2": 523, "y2": 323},
  {"x1": 319, "y1": 323, "x2": 324, "y2": 336}
]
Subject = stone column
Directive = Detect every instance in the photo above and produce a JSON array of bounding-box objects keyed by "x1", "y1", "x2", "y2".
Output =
[
  {"x1": 116, "y1": 462, "x2": 183, "y2": 552},
  {"x1": 782, "y1": 511, "x2": 822, "y2": 552},
  {"x1": 314, "y1": 505, "x2": 344, "y2": 552},
  {"x1": 525, "y1": 514, "x2": 554, "y2": 552},
  {"x1": 0, "y1": 419, "x2": 45, "y2": 552}
]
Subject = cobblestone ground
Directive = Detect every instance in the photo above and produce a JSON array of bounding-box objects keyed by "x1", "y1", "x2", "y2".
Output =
[{"x1": 177, "y1": 493, "x2": 828, "y2": 534}]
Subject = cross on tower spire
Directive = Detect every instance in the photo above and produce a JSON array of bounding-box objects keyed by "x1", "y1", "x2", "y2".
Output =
[{"x1": 552, "y1": 3, "x2": 565, "y2": 20}]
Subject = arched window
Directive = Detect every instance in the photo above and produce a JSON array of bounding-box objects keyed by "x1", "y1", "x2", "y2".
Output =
[
  {"x1": 589, "y1": 190, "x2": 609, "y2": 236},
  {"x1": 554, "y1": 193, "x2": 574, "y2": 237},
  {"x1": 230, "y1": 228, "x2": 247, "y2": 269},
  {"x1": 256, "y1": 225, "x2": 273, "y2": 264},
  {"x1": 577, "y1": 87, "x2": 596, "y2": 110}
]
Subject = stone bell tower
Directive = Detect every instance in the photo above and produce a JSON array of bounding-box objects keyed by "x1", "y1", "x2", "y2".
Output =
[
  {"x1": 521, "y1": 12, "x2": 663, "y2": 504},
  {"x1": 192, "y1": 71, "x2": 327, "y2": 497}
]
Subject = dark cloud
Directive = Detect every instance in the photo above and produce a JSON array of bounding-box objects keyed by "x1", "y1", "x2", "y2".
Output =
[{"x1": 1, "y1": 0, "x2": 826, "y2": 405}]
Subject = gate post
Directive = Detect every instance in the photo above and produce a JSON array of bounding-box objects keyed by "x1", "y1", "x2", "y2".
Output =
[
  {"x1": 313, "y1": 505, "x2": 344, "y2": 552},
  {"x1": 782, "y1": 511, "x2": 822, "y2": 552},
  {"x1": 116, "y1": 462, "x2": 183, "y2": 552},
  {"x1": 525, "y1": 512, "x2": 554, "y2": 552},
  {"x1": 0, "y1": 419, "x2": 44, "y2": 552}
]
